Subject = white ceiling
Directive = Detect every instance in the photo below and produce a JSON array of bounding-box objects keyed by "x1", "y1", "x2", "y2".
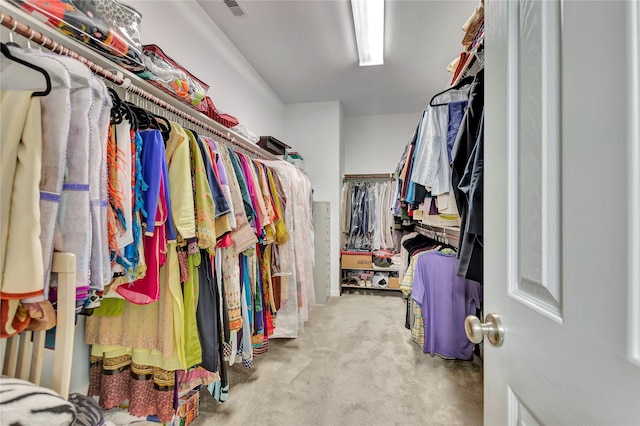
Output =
[{"x1": 197, "y1": 0, "x2": 476, "y2": 116}]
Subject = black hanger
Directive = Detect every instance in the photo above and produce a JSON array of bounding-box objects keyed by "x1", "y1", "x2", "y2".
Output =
[
  {"x1": 429, "y1": 75, "x2": 475, "y2": 107},
  {"x1": 125, "y1": 102, "x2": 153, "y2": 130},
  {"x1": 107, "y1": 88, "x2": 124, "y2": 125},
  {"x1": 121, "y1": 102, "x2": 138, "y2": 131},
  {"x1": 1, "y1": 42, "x2": 52, "y2": 97},
  {"x1": 152, "y1": 114, "x2": 172, "y2": 141}
]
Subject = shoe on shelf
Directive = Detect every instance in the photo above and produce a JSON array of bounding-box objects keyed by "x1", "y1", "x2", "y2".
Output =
[
  {"x1": 341, "y1": 278, "x2": 358, "y2": 287},
  {"x1": 372, "y1": 275, "x2": 388, "y2": 288},
  {"x1": 373, "y1": 257, "x2": 393, "y2": 268}
]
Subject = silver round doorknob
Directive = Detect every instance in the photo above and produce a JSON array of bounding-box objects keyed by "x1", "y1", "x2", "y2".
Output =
[{"x1": 465, "y1": 313, "x2": 504, "y2": 347}]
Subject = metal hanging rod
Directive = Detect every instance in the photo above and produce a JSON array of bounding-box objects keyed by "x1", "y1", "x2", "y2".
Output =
[
  {"x1": 343, "y1": 173, "x2": 394, "y2": 180},
  {"x1": 0, "y1": 10, "x2": 277, "y2": 161},
  {"x1": 414, "y1": 224, "x2": 460, "y2": 248}
]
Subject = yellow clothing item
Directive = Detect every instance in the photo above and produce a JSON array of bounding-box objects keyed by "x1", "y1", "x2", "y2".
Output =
[
  {"x1": 166, "y1": 123, "x2": 196, "y2": 240},
  {"x1": 183, "y1": 251, "x2": 203, "y2": 368},
  {"x1": 184, "y1": 129, "x2": 217, "y2": 250},
  {"x1": 89, "y1": 243, "x2": 187, "y2": 371},
  {"x1": 0, "y1": 91, "x2": 44, "y2": 301},
  {"x1": 1, "y1": 91, "x2": 44, "y2": 337},
  {"x1": 256, "y1": 162, "x2": 276, "y2": 244},
  {"x1": 215, "y1": 213, "x2": 232, "y2": 243},
  {"x1": 267, "y1": 168, "x2": 290, "y2": 245}
]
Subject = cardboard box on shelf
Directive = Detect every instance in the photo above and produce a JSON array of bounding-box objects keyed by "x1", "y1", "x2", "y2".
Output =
[
  {"x1": 388, "y1": 277, "x2": 400, "y2": 289},
  {"x1": 341, "y1": 251, "x2": 372, "y2": 269}
]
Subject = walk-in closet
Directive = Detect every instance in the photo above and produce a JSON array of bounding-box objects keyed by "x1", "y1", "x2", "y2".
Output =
[{"x1": 0, "y1": 0, "x2": 638, "y2": 425}]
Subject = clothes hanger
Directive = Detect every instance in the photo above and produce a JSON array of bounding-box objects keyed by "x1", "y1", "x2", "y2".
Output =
[
  {"x1": 429, "y1": 75, "x2": 475, "y2": 107},
  {"x1": 125, "y1": 101, "x2": 152, "y2": 130},
  {"x1": 1, "y1": 42, "x2": 51, "y2": 97},
  {"x1": 151, "y1": 113, "x2": 171, "y2": 141},
  {"x1": 107, "y1": 88, "x2": 124, "y2": 125},
  {"x1": 122, "y1": 102, "x2": 138, "y2": 131}
]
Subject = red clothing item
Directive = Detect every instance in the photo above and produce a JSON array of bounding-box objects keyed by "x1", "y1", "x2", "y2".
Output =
[
  {"x1": 217, "y1": 233, "x2": 233, "y2": 249},
  {"x1": 117, "y1": 174, "x2": 168, "y2": 304}
]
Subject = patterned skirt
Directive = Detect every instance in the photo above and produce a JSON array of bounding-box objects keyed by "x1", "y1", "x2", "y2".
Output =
[{"x1": 88, "y1": 354, "x2": 175, "y2": 422}]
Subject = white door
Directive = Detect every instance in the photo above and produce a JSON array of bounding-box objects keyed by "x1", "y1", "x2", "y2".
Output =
[{"x1": 483, "y1": 0, "x2": 640, "y2": 424}]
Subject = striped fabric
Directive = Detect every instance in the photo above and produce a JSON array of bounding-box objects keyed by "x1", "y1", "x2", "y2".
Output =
[{"x1": 69, "y1": 393, "x2": 105, "y2": 426}]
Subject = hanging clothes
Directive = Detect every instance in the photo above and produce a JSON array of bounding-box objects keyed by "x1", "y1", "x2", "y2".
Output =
[
  {"x1": 342, "y1": 179, "x2": 397, "y2": 251},
  {"x1": 0, "y1": 90, "x2": 44, "y2": 337},
  {"x1": 412, "y1": 251, "x2": 482, "y2": 360},
  {"x1": 451, "y1": 69, "x2": 484, "y2": 282},
  {"x1": 1, "y1": 44, "x2": 317, "y2": 422}
]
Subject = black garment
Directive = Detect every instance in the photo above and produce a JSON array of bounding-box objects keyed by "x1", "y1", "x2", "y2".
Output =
[
  {"x1": 214, "y1": 264, "x2": 228, "y2": 394},
  {"x1": 451, "y1": 69, "x2": 484, "y2": 282},
  {"x1": 402, "y1": 234, "x2": 435, "y2": 260},
  {"x1": 196, "y1": 250, "x2": 219, "y2": 373},
  {"x1": 413, "y1": 184, "x2": 429, "y2": 206},
  {"x1": 457, "y1": 113, "x2": 484, "y2": 282},
  {"x1": 220, "y1": 275, "x2": 231, "y2": 343}
]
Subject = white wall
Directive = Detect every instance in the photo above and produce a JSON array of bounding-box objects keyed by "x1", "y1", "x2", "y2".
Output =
[
  {"x1": 284, "y1": 101, "x2": 343, "y2": 296},
  {"x1": 343, "y1": 112, "x2": 421, "y2": 174},
  {"x1": 129, "y1": 0, "x2": 285, "y2": 139}
]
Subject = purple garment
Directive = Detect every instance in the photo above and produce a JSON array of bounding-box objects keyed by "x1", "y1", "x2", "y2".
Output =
[
  {"x1": 412, "y1": 251, "x2": 482, "y2": 360},
  {"x1": 429, "y1": 198, "x2": 439, "y2": 215}
]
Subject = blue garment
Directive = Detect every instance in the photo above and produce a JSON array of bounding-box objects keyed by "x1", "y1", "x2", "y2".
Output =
[
  {"x1": 240, "y1": 255, "x2": 253, "y2": 329},
  {"x1": 227, "y1": 148, "x2": 256, "y2": 221},
  {"x1": 194, "y1": 133, "x2": 231, "y2": 218},
  {"x1": 447, "y1": 100, "x2": 468, "y2": 163},
  {"x1": 160, "y1": 138, "x2": 176, "y2": 242},
  {"x1": 139, "y1": 130, "x2": 164, "y2": 235},
  {"x1": 405, "y1": 114, "x2": 424, "y2": 204},
  {"x1": 123, "y1": 131, "x2": 147, "y2": 275}
]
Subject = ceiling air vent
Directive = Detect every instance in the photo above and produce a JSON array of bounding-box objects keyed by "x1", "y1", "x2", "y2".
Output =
[{"x1": 224, "y1": 0, "x2": 247, "y2": 17}]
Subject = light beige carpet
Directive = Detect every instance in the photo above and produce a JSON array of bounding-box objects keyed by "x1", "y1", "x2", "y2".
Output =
[{"x1": 194, "y1": 293, "x2": 483, "y2": 425}]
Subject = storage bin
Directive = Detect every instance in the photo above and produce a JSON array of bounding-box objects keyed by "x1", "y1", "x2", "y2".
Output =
[
  {"x1": 204, "y1": 96, "x2": 239, "y2": 128},
  {"x1": 388, "y1": 277, "x2": 400, "y2": 289},
  {"x1": 341, "y1": 251, "x2": 372, "y2": 269},
  {"x1": 10, "y1": 0, "x2": 144, "y2": 71},
  {"x1": 142, "y1": 44, "x2": 209, "y2": 112}
]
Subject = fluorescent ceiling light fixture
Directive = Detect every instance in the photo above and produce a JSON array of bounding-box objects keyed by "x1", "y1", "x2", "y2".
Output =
[{"x1": 351, "y1": 0, "x2": 385, "y2": 66}]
